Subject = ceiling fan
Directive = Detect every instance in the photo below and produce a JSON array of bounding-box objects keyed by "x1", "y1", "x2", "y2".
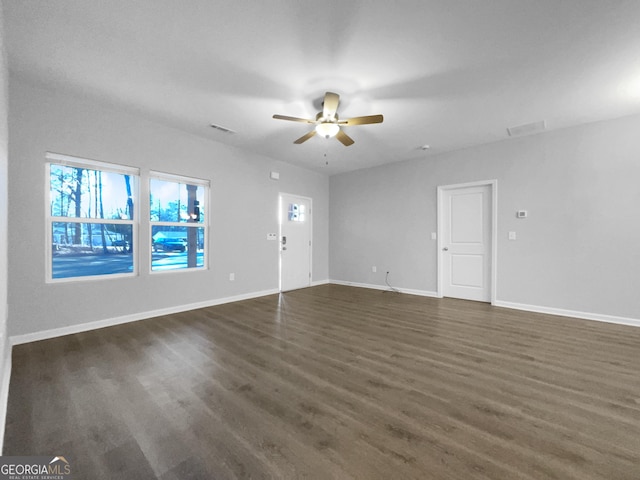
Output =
[{"x1": 273, "y1": 92, "x2": 383, "y2": 146}]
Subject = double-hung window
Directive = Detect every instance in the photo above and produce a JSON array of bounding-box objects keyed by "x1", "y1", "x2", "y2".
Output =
[
  {"x1": 149, "y1": 172, "x2": 208, "y2": 272},
  {"x1": 47, "y1": 153, "x2": 139, "y2": 281}
]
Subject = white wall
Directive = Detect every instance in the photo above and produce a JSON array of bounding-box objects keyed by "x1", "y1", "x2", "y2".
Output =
[
  {"x1": 330, "y1": 114, "x2": 640, "y2": 321},
  {"x1": 8, "y1": 80, "x2": 329, "y2": 338}
]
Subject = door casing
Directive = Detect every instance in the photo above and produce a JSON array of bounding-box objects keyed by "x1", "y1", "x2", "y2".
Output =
[{"x1": 437, "y1": 180, "x2": 497, "y2": 304}]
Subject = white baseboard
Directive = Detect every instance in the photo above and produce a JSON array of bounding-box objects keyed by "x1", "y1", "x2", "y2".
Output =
[
  {"x1": 330, "y1": 279, "x2": 438, "y2": 298},
  {"x1": 10, "y1": 288, "x2": 280, "y2": 346},
  {"x1": 9, "y1": 281, "x2": 639, "y2": 346},
  {"x1": 0, "y1": 339, "x2": 12, "y2": 455},
  {"x1": 330, "y1": 280, "x2": 640, "y2": 328},
  {"x1": 494, "y1": 300, "x2": 640, "y2": 328}
]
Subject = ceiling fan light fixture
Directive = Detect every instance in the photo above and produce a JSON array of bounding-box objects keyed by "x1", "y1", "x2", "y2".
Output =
[
  {"x1": 315, "y1": 122, "x2": 340, "y2": 138},
  {"x1": 273, "y1": 92, "x2": 382, "y2": 146}
]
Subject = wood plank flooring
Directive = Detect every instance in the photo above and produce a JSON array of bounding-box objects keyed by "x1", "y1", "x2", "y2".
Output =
[{"x1": 4, "y1": 284, "x2": 640, "y2": 479}]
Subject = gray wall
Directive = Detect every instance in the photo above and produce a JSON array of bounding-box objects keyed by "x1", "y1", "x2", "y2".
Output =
[
  {"x1": 0, "y1": 2, "x2": 9, "y2": 452},
  {"x1": 330, "y1": 114, "x2": 640, "y2": 320},
  {"x1": 0, "y1": 4, "x2": 7, "y2": 348},
  {"x1": 7, "y1": 75, "x2": 640, "y2": 339},
  {"x1": 8, "y1": 80, "x2": 329, "y2": 338}
]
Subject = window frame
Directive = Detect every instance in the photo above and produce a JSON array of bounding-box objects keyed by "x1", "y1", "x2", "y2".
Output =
[
  {"x1": 45, "y1": 152, "x2": 140, "y2": 283},
  {"x1": 149, "y1": 170, "x2": 210, "y2": 274}
]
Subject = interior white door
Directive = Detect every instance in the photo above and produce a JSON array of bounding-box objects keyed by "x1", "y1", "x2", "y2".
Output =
[
  {"x1": 441, "y1": 184, "x2": 491, "y2": 302},
  {"x1": 279, "y1": 193, "x2": 312, "y2": 292}
]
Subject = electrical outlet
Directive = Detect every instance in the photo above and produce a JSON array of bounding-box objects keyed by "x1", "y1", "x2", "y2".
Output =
[
  {"x1": 372, "y1": 266, "x2": 377, "y2": 273},
  {"x1": 229, "y1": 273, "x2": 235, "y2": 281},
  {"x1": 508, "y1": 231, "x2": 517, "y2": 240}
]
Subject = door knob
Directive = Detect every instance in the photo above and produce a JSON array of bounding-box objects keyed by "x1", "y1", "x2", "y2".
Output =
[{"x1": 442, "y1": 247, "x2": 449, "y2": 251}]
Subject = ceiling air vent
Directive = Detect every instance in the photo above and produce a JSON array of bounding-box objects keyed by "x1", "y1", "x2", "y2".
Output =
[
  {"x1": 209, "y1": 123, "x2": 236, "y2": 134},
  {"x1": 507, "y1": 120, "x2": 546, "y2": 137}
]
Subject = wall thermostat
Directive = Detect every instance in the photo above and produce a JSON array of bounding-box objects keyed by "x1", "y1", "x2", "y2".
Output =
[{"x1": 516, "y1": 210, "x2": 528, "y2": 218}]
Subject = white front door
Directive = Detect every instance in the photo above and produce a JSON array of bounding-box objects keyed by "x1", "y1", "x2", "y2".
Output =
[
  {"x1": 279, "y1": 193, "x2": 312, "y2": 292},
  {"x1": 439, "y1": 183, "x2": 493, "y2": 302}
]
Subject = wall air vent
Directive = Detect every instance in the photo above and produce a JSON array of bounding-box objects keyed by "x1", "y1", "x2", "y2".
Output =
[
  {"x1": 209, "y1": 123, "x2": 236, "y2": 134},
  {"x1": 507, "y1": 120, "x2": 546, "y2": 137}
]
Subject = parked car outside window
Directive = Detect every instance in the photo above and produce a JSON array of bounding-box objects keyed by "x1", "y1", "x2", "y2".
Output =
[{"x1": 153, "y1": 238, "x2": 186, "y2": 252}]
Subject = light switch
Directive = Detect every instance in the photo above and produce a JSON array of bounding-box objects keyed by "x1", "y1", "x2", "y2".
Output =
[
  {"x1": 431, "y1": 232, "x2": 437, "y2": 240},
  {"x1": 508, "y1": 231, "x2": 517, "y2": 240}
]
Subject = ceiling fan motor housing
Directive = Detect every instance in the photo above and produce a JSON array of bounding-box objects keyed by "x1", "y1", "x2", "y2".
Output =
[{"x1": 316, "y1": 112, "x2": 338, "y2": 122}]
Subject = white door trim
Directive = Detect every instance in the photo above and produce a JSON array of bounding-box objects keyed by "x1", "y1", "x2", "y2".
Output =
[
  {"x1": 278, "y1": 192, "x2": 313, "y2": 292},
  {"x1": 437, "y1": 180, "x2": 497, "y2": 304}
]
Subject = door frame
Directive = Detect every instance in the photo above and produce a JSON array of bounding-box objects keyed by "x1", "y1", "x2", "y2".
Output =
[
  {"x1": 436, "y1": 179, "x2": 498, "y2": 304},
  {"x1": 278, "y1": 192, "x2": 313, "y2": 292}
]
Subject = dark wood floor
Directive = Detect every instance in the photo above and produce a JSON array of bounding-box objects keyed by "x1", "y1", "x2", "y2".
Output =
[{"x1": 4, "y1": 284, "x2": 640, "y2": 479}]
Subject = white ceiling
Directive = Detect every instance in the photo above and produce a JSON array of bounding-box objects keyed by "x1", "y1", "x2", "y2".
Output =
[{"x1": 4, "y1": 0, "x2": 640, "y2": 175}]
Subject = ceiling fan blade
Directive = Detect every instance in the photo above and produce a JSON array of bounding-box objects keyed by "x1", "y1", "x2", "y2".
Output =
[
  {"x1": 273, "y1": 114, "x2": 315, "y2": 124},
  {"x1": 339, "y1": 114, "x2": 384, "y2": 126},
  {"x1": 335, "y1": 129, "x2": 354, "y2": 146},
  {"x1": 322, "y1": 92, "x2": 340, "y2": 119},
  {"x1": 293, "y1": 130, "x2": 317, "y2": 144}
]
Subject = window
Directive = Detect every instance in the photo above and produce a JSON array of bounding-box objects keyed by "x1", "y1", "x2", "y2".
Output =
[
  {"x1": 47, "y1": 153, "x2": 139, "y2": 281},
  {"x1": 288, "y1": 203, "x2": 306, "y2": 222},
  {"x1": 149, "y1": 172, "x2": 208, "y2": 272}
]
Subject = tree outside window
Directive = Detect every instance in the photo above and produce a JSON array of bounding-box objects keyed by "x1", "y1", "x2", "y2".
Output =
[{"x1": 47, "y1": 153, "x2": 139, "y2": 281}]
